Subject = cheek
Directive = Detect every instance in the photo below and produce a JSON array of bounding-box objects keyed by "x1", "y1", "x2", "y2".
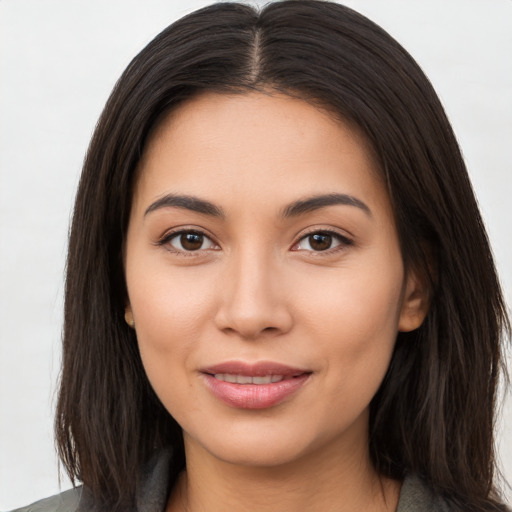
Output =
[
  {"x1": 130, "y1": 276, "x2": 213, "y2": 423},
  {"x1": 302, "y1": 262, "x2": 403, "y2": 341},
  {"x1": 298, "y1": 259, "x2": 404, "y2": 396},
  {"x1": 126, "y1": 263, "x2": 218, "y2": 379}
]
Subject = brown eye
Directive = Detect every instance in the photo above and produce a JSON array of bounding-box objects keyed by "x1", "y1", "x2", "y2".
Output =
[
  {"x1": 165, "y1": 231, "x2": 217, "y2": 252},
  {"x1": 308, "y1": 233, "x2": 332, "y2": 251},
  {"x1": 180, "y1": 233, "x2": 204, "y2": 251},
  {"x1": 294, "y1": 231, "x2": 351, "y2": 253}
]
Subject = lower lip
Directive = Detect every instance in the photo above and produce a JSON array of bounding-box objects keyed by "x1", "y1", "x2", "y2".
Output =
[{"x1": 202, "y1": 374, "x2": 310, "y2": 409}]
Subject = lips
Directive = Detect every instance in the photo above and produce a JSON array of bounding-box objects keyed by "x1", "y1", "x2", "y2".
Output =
[
  {"x1": 201, "y1": 361, "x2": 311, "y2": 409},
  {"x1": 214, "y1": 374, "x2": 285, "y2": 384}
]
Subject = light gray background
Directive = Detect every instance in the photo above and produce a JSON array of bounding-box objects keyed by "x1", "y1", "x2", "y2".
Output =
[{"x1": 1, "y1": 0, "x2": 511, "y2": 509}]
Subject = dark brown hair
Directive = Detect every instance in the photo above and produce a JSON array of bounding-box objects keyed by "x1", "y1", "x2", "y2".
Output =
[{"x1": 56, "y1": 1, "x2": 510, "y2": 510}]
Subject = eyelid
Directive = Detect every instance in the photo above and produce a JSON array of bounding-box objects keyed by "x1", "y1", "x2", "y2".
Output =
[
  {"x1": 154, "y1": 225, "x2": 353, "y2": 255},
  {"x1": 291, "y1": 228, "x2": 354, "y2": 253},
  {"x1": 156, "y1": 226, "x2": 220, "y2": 254}
]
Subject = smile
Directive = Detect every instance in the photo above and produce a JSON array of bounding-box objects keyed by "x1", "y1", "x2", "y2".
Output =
[
  {"x1": 213, "y1": 374, "x2": 286, "y2": 384},
  {"x1": 201, "y1": 361, "x2": 311, "y2": 409}
]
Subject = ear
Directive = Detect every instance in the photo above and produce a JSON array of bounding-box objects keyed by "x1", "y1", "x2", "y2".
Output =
[
  {"x1": 398, "y1": 269, "x2": 430, "y2": 332},
  {"x1": 124, "y1": 305, "x2": 135, "y2": 329}
]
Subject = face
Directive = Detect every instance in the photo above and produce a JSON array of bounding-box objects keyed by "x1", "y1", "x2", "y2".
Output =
[{"x1": 125, "y1": 92, "x2": 427, "y2": 469}]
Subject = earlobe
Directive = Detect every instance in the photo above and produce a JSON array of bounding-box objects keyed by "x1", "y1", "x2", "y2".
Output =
[
  {"x1": 398, "y1": 271, "x2": 430, "y2": 332},
  {"x1": 125, "y1": 306, "x2": 135, "y2": 329}
]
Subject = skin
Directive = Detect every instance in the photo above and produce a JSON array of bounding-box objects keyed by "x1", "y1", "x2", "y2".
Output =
[{"x1": 124, "y1": 92, "x2": 428, "y2": 511}]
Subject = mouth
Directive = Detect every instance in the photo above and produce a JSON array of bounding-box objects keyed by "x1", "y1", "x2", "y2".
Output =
[
  {"x1": 212, "y1": 374, "x2": 290, "y2": 384},
  {"x1": 200, "y1": 361, "x2": 312, "y2": 409}
]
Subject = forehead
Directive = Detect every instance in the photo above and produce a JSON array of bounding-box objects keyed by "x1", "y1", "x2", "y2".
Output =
[
  {"x1": 145, "y1": 91, "x2": 374, "y2": 164},
  {"x1": 133, "y1": 91, "x2": 388, "y2": 216}
]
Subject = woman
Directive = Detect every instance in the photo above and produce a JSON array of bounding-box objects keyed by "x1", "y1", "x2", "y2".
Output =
[{"x1": 11, "y1": 1, "x2": 510, "y2": 511}]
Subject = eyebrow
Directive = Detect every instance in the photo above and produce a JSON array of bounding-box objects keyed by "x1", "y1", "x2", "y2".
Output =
[
  {"x1": 145, "y1": 194, "x2": 225, "y2": 218},
  {"x1": 144, "y1": 192, "x2": 371, "y2": 219},
  {"x1": 281, "y1": 193, "x2": 372, "y2": 218}
]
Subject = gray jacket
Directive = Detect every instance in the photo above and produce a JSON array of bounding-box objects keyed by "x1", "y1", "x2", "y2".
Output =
[{"x1": 9, "y1": 450, "x2": 450, "y2": 512}]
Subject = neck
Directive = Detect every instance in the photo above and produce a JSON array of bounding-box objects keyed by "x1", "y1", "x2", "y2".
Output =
[{"x1": 167, "y1": 425, "x2": 400, "y2": 512}]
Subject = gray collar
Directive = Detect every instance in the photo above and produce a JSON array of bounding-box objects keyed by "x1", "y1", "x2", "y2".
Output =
[
  {"x1": 12, "y1": 450, "x2": 448, "y2": 512},
  {"x1": 75, "y1": 449, "x2": 173, "y2": 512}
]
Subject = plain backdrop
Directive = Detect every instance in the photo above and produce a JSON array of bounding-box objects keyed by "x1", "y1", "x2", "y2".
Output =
[{"x1": 1, "y1": 0, "x2": 511, "y2": 509}]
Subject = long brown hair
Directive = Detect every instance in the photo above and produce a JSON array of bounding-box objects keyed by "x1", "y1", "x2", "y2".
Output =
[{"x1": 56, "y1": 2, "x2": 510, "y2": 510}]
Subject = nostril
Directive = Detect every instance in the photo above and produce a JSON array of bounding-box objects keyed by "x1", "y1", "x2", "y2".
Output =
[
  {"x1": 213, "y1": 294, "x2": 293, "y2": 339},
  {"x1": 219, "y1": 324, "x2": 283, "y2": 341}
]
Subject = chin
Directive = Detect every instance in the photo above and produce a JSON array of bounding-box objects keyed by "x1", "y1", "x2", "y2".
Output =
[
  {"x1": 183, "y1": 414, "x2": 360, "y2": 471},
  {"x1": 205, "y1": 437, "x2": 312, "y2": 468}
]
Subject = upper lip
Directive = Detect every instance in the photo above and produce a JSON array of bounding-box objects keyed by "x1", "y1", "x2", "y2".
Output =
[{"x1": 201, "y1": 360, "x2": 310, "y2": 377}]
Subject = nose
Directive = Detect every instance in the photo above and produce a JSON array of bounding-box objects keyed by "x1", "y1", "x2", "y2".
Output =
[{"x1": 213, "y1": 248, "x2": 293, "y2": 340}]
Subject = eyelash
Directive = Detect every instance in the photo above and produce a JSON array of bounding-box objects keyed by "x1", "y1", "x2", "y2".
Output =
[
  {"x1": 292, "y1": 229, "x2": 353, "y2": 254},
  {"x1": 157, "y1": 228, "x2": 219, "y2": 256},
  {"x1": 157, "y1": 228, "x2": 353, "y2": 256}
]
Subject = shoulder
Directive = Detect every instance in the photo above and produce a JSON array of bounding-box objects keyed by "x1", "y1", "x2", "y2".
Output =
[
  {"x1": 397, "y1": 474, "x2": 452, "y2": 512},
  {"x1": 7, "y1": 448, "x2": 174, "y2": 512},
  {"x1": 8, "y1": 487, "x2": 85, "y2": 512}
]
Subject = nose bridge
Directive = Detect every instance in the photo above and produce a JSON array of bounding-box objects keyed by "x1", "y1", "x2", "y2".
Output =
[{"x1": 215, "y1": 243, "x2": 292, "y2": 338}]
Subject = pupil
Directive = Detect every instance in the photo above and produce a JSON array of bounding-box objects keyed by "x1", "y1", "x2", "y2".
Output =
[
  {"x1": 181, "y1": 233, "x2": 203, "y2": 251},
  {"x1": 310, "y1": 233, "x2": 332, "y2": 251}
]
